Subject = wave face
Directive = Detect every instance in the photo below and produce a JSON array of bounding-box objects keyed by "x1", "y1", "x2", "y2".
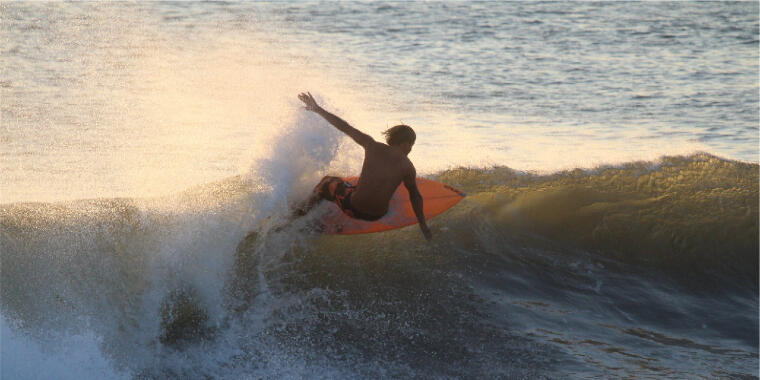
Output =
[
  {"x1": 1, "y1": 153, "x2": 757, "y2": 378},
  {"x1": 437, "y1": 153, "x2": 759, "y2": 288}
]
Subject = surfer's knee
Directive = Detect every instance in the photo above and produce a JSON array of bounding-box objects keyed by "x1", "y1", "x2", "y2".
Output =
[
  {"x1": 313, "y1": 176, "x2": 343, "y2": 201},
  {"x1": 319, "y1": 175, "x2": 335, "y2": 184}
]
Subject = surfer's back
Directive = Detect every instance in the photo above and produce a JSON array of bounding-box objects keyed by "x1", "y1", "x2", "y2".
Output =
[{"x1": 351, "y1": 141, "x2": 414, "y2": 216}]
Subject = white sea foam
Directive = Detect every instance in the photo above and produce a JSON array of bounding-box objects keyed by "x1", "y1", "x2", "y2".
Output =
[{"x1": 0, "y1": 317, "x2": 128, "y2": 380}]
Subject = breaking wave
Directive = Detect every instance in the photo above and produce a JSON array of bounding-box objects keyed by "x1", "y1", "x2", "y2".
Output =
[{"x1": 1, "y1": 153, "x2": 757, "y2": 378}]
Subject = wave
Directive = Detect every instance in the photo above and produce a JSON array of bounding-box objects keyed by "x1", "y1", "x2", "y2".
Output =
[
  {"x1": 5, "y1": 153, "x2": 755, "y2": 287},
  {"x1": 435, "y1": 152, "x2": 759, "y2": 288},
  {"x1": 1, "y1": 152, "x2": 757, "y2": 378}
]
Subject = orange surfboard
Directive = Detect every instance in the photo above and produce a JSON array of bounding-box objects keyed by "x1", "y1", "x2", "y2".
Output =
[{"x1": 320, "y1": 177, "x2": 466, "y2": 235}]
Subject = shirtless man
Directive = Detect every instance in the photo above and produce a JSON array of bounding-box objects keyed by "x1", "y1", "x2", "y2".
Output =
[{"x1": 295, "y1": 92, "x2": 432, "y2": 241}]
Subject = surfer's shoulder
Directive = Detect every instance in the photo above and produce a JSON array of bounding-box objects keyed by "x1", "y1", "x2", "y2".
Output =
[
  {"x1": 402, "y1": 156, "x2": 415, "y2": 175},
  {"x1": 364, "y1": 139, "x2": 385, "y2": 152}
]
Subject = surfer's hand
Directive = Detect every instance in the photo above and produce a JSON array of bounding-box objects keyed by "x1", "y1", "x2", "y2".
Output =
[
  {"x1": 298, "y1": 92, "x2": 319, "y2": 112},
  {"x1": 420, "y1": 223, "x2": 432, "y2": 241}
]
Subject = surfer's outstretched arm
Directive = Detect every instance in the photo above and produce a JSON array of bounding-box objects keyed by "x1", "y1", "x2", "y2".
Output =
[
  {"x1": 298, "y1": 92, "x2": 374, "y2": 148},
  {"x1": 404, "y1": 167, "x2": 432, "y2": 241}
]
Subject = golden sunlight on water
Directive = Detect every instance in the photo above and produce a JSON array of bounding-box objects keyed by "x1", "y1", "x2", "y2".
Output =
[
  {"x1": 0, "y1": 2, "x2": 733, "y2": 204},
  {"x1": 2, "y1": 22, "x2": 379, "y2": 203}
]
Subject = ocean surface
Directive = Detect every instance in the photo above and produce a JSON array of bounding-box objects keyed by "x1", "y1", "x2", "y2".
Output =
[{"x1": 1, "y1": 2, "x2": 758, "y2": 379}]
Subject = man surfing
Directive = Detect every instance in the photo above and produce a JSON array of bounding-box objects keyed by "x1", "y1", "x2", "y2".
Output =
[{"x1": 295, "y1": 92, "x2": 432, "y2": 241}]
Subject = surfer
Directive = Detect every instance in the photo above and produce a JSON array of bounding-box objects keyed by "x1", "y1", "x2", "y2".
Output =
[{"x1": 295, "y1": 92, "x2": 432, "y2": 241}]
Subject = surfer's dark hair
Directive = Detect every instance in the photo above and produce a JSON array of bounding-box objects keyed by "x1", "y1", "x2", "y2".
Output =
[{"x1": 382, "y1": 124, "x2": 416, "y2": 146}]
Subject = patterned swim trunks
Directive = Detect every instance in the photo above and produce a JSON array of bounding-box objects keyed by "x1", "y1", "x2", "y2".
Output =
[{"x1": 314, "y1": 176, "x2": 383, "y2": 221}]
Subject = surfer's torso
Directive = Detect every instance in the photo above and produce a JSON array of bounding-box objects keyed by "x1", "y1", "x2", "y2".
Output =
[{"x1": 351, "y1": 141, "x2": 414, "y2": 217}]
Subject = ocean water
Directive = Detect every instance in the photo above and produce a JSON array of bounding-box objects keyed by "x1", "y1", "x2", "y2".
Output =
[{"x1": 1, "y1": 2, "x2": 758, "y2": 379}]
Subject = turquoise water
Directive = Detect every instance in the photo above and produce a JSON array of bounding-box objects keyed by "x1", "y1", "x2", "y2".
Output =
[{"x1": 1, "y1": 2, "x2": 758, "y2": 379}]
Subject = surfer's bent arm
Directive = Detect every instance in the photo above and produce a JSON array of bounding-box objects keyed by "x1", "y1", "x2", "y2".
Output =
[
  {"x1": 298, "y1": 92, "x2": 374, "y2": 148},
  {"x1": 404, "y1": 167, "x2": 432, "y2": 241}
]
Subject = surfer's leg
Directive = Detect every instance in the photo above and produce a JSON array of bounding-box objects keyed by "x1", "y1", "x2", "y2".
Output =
[{"x1": 293, "y1": 176, "x2": 342, "y2": 217}]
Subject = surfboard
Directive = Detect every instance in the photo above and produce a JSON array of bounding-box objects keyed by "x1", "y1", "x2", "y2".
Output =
[{"x1": 319, "y1": 177, "x2": 466, "y2": 235}]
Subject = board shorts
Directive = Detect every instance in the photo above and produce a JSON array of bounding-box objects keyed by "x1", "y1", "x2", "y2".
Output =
[{"x1": 315, "y1": 176, "x2": 384, "y2": 221}]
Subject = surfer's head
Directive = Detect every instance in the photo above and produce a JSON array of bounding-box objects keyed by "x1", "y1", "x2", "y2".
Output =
[{"x1": 383, "y1": 124, "x2": 416, "y2": 155}]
